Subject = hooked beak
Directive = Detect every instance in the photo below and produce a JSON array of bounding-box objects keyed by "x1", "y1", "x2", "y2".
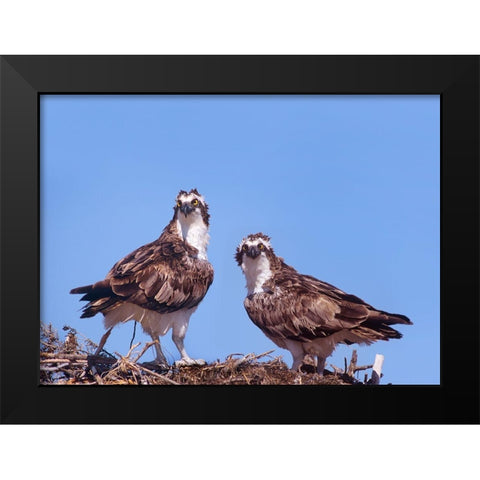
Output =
[
  {"x1": 246, "y1": 246, "x2": 260, "y2": 259},
  {"x1": 180, "y1": 203, "x2": 194, "y2": 217}
]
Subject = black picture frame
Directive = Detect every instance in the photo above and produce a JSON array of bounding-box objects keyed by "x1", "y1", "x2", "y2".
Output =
[{"x1": 1, "y1": 55, "x2": 478, "y2": 424}]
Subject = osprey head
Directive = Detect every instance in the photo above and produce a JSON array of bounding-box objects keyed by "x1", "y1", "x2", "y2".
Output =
[
  {"x1": 174, "y1": 188, "x2": 210, "y2": 226},
  {"x1": 235, "y1": 232, "x2": 273, "y2": 265},
  {"x1": 236, "y1": 233, "x2": 275, "y2": 295}
]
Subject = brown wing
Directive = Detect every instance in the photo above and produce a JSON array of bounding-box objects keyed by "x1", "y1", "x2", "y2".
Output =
[
  {"x1": 244, "y1": 264, "x2": 411, "y2": 345},
  {"x1": 70, "y1": 223, "x2": 214, "y2": 317}
]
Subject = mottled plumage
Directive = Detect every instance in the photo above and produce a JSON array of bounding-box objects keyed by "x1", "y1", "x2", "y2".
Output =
[
  {"x1": 236, "y1": 233, "x2": 412, "y2": 374},
  {"x1": 71, "y1": 189, "x2": 213, "y2": 367}
]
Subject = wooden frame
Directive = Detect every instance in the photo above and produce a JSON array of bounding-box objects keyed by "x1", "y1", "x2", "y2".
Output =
[{"x1": 1, "y1": 56, "x2": 478, "y2": 423}]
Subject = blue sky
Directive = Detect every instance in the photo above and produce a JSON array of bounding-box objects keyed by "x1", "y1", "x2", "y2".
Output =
[{"x1": 40, "y1": 94, "x2": 439, "y2": 384}]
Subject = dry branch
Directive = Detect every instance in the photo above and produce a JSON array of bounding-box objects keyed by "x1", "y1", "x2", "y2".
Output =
[
  {"x1": 347, "y1": 350, "x2": 358, "y2": 376},
  {"x1": 133, "y1": 340, "x2": 158, "y2": 363},
  {"x1": 136, "y1": 364, "x2": 180, "y2": 385},
  {"x1": 40, "y1": 322, "x2": 393, "y2": 386},
  {"x1": 41, "y1": 352, "x2": 89, "y2": 361}
]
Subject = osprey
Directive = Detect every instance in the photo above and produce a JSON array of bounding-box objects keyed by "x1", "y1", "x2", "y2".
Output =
[
  {"x1": 235, "y1": 233, "x2": 412, "y2": 375},
  {"x1": 70, "y1": 189, "x2": 214, "y2": 368}
]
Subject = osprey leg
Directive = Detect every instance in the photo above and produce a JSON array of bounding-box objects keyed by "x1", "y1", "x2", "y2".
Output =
[
  {"x1": 172, "y1": 321, "x2": 206, "y2": 366},
  {"x1": 150, "y1": 335, "x2": 168, "y2": 367},
  {"x1": 316, "y1": 356, "x2": 326, "y2": 376},
  {"x1": 284, "y1": 339, "x2": 305, "y2": 371}
]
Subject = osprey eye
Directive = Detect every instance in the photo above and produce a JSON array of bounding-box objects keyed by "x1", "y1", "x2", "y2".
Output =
[
  {"x1": 242, "y1": 245, "x2": 248, "y2": 252},
  {"x1": 177, "y1": 201, "x2": 182, "y2": 207},
  {"x1": 258, "y1": 244, "x2": 264, "y2": 250},
  {"x1": 191, "y1": 199, "x2": 199, "y2": 206}
]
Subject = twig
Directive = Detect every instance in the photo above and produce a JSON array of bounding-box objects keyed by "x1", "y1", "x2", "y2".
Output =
[
  {"x1": 40, "y1": 363, "x2": 69, "y2": 371},
  {"x1": 40, "y1": 358, "x2": 87, "y2": 364},
  {"x1": 133, "y1": 340, "x2": 158, "y2": 363},
  {"x1": 231, "y1": 355, "x2": 250, "y2": 370},
  {"x1": 41, "y1": 352, "x2": 88, "y2": 360},
  {"x1": 94, "y1": 327, "x2": 113, "y2": 356},
  {"x1": 330, "y1": 364, "x2": 344, "y2": 375},
  {"x1": 354, "y1": 364, "x2": 373, "y2": 373},
  {"x1": 253, "y1": 350, "x2": 275, "y2": 360},
  {"x1": 118, "y1": 342, "x2": 141, "y2": 361},
  {"x1": 225, "y1": 350, "x2": 275, "y2": 372},
  {"x1": 90, "y1": 365, "x2": 104, "y2": 385},
  {"x1": 136, "y1": 364, "x2": 180, "y2": 385},
  {"x1": 347, "y1": 350, "x2": 358, "y2": 377}
]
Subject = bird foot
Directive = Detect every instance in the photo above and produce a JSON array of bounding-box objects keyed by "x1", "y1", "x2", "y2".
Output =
[{"x1": 174, "y1": 357, "x2": 207, "y2": 367}]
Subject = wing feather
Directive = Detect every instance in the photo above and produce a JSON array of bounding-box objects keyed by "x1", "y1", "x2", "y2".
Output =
[
  {"x1": 244, "y1": 262, "x2": 409, "y2": 345},
  {"x1": 73, "y1": 223, "x2": 214, "y2": 317}
]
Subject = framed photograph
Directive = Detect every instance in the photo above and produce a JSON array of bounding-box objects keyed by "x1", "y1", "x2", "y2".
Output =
[{"x1": 1, "y1": 56, "x2": 478, "y2": 424}]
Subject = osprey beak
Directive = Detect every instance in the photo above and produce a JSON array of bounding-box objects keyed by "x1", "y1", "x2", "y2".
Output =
[
  {"x1": 247, "y1": 246, "x2": 260, "y2": 259},
  {"x1": 180, "y1": 203, "x2": 194, "y2": 217}
]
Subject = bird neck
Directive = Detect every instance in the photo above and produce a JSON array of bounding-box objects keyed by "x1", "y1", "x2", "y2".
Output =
[
  {"x1": 176, "y1": 213, "x2": 209, "y2": 260},
  {"x1": 241, "y1": 254, "x2": 273, "y2": 295}
]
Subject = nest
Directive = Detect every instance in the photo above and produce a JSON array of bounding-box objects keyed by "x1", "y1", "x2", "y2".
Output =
[{"x1": 40, "y1": 323, "x2": 378, "y2": 386}]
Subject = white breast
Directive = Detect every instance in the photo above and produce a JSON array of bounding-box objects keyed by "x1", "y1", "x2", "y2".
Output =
[
  {"x1": 176, "y1": 213, "x2": 209, "y2": 260},
  {"x1": 241, "y1": 254, "x2": 272, "y2": 295}
]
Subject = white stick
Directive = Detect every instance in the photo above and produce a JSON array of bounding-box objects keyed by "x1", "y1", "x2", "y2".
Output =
[{"x1": 370, "y1": 354, "x2": 384, "y2": 385}]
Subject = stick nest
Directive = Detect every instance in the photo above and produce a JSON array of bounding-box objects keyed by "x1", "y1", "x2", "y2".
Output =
[{"x1": 40, "y1": 323, "x2": 376, "y2": 386}]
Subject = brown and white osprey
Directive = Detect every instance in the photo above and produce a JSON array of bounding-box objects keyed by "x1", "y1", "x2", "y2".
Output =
[
  {"x1": 70, "y1": 189, "x2": 214, "y2": 368},
  {"x1": 236, "y1": 233, "x2": 412, "y2": 375}
]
